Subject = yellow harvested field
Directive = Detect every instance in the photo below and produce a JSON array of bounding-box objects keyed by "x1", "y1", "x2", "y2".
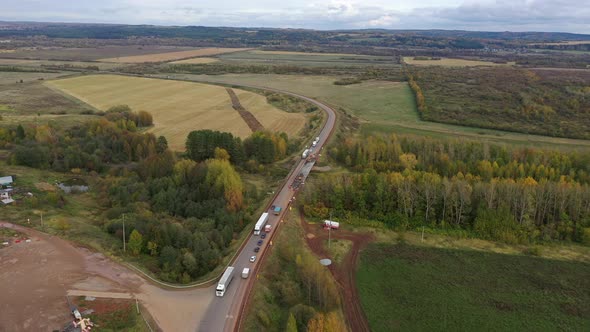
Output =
[
  {"x1": 98, "y1": 48, "x2": 252, "y2": 63},
  {"x1": 0, "y1": 50, "x2": 15, "y2": 53},
  {"x1": 170, "y1": 57, "x2": 220, "y2": 64},
  {"x1": 403, "y1": 57, "x2": 514, "y2": 67},
  {"x1": 45, "y1": 75, "x2": 306, "y2": 150},
  {"x1": 251, "y1": 50, "x2": 357, "y2": 56},
  {"x1": 233, "y1": 90, "x2": 307, "y2": 136}
]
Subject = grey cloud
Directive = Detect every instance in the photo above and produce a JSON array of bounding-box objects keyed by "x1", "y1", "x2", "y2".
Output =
[
  {"x1": 410, "y1": 0, "x2": 590, "y2": 31},
  {"x1": 0, "y1": 0, "x2": 588, "y2": 33}
]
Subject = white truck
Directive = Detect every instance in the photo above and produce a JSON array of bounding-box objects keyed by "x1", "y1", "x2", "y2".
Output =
[
  {"x1": 302, "y1": 149, "x2": 311, "y2": 159},
  {"x1": 324, "y1": 220, "x2": 340, "y2": 229},
  {"x1": 216, "y1": 266, "x2": 235, "y2": 297},
  {"x1": 254, "y1": 212, "x2": 269, "y2": 235},
  {"x1": 312, "y1": 137, "x2": 320, "y2": 147},
  {"x1": 242, "y1": 268, "x2": 250, "y2": 279}
]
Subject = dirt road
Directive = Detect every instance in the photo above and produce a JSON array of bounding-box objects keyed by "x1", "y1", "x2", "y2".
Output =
[
  {"x1": 299, "y1": 213, "x2": 373, "y2": 332},
  {"x1": 0, "y1": 222, "x2": 213, "y2": 332}
]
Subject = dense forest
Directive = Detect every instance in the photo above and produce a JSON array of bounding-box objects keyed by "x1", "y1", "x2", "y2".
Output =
[
  {"x1": 2, "y1": 107, "x2": 293, "y2": 283},
  {"x1": 407, "y1": 66, "x2": 590, "y2": 139},
  {"x1": 301, "y1": 134, "x2": 590, "y2": 244}
]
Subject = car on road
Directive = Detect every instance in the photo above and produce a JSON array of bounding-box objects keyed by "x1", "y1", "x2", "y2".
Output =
[
  {"x1": 254, "y1": 247, "x2": 260, "y2": 252},
  {"x1": 257, "y1": 240, "x2": 263, "y2": 246},
  {"x1": 250, "y1": 255, "x2": 256, "y2": 262},
  {"x1": 261, "y1": 233, "x2": 267, "y2": 239}
]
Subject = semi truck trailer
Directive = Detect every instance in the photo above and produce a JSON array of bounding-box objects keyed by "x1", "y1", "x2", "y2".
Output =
[
  {"x1": 302, "y1": 149, "x2": 311, "y2": 159},
  {"x1": 254, "y1": 212, "x2": 269, "y2": 235},
  {"x1": 216, "y1": 266, "x2": 235, "y2": 297}
]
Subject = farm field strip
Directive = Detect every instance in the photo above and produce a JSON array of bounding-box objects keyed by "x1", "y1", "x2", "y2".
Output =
[
  {"x1": 403, "y1": 56, "x2": 514, "y2": 67},
  {"x1": 219, "y1": 50, "x2": 398, "y2": 67},
  {"x1": 0, "y1": 58, "x2": 123, "y2": 70},
  {"x1": 170, "y1": 57, "x2": 220, "y2": 64},
  {"x1": 0, "y1": 45, "x2": 198, "y2": 61},
  {"x1": 99, "y1": 47, "x2": 252, "y2": 63},
  {"x1": 45, "y1": 75, "x2": 305, "y2": 150},
  {"x1": 0, "y1": 71, "x2": 71, "y2": 85},
  {"x1": 251, "y1": 50, "x2": 360, "y2": 56}
]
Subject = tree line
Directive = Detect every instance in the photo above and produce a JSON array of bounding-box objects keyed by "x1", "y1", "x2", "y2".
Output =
[
  {"x1": 185, "y1": 129, "x2": 292, "y2": 169},
  {"x1": 308, "y1": 134, "x2": 590, "y2": 244},
  {"x1": 329, "y1": 134, "x2": 590, "y2": 184},
  {"x1": 4, "y1": 107, "x2": 155, "y2": 171}
]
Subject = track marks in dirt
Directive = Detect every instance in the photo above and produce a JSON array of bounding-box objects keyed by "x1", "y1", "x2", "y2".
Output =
[{"x1": 299, "y1": 212, "x2": 373, "y2": 332}]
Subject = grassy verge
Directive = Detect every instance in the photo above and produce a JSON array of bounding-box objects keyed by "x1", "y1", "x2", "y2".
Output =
[
  {"x1": 323, "y1": 238, "x2": 352, "y2": 264},
  {"x1": 357, "y1": 242, "x2": 590, "y2": 331}
]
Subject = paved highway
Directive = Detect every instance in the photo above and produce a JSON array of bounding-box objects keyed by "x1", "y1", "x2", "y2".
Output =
[{"x1": 197, "y1": 84, "x2": 337, "y2": 332}]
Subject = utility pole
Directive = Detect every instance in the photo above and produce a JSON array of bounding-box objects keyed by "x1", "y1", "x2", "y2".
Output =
[
  {"x1": 328, "y1": 211, "x2": 332, "y2": 249},
  {"x1": 122, "y1": 214, "x2": 126, "y2": 253},
  {"x1": 421, "y1": 226, "x2": 425, "y2": 242}
]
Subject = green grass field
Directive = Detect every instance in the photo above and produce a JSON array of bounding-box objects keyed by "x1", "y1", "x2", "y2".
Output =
[
  {"x1": 0, "y1": 79, "x2": 95, "y2": 127},
  {"x1": 159, "y1": 73, "x2": 590, "y2": 149},
  {"x1": 357, "y1": 243, "x2": 590, "y2": 332},
  {"x1": 0, "y1": 163, "x2": 120, "y2": 253},
  {"x1": 0, "y1": 71, "x2": 71, "y2": 85}
]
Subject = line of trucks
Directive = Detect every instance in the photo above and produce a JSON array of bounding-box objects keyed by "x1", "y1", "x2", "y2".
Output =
[
  {"x1": 302, "y1": 136, "x2": 320, "y2": 159},
  {"x1": 216, "y1": 207, "x2": 280, "y2": 296},
  {"x1": 216, "y1": 136, "x2": 336, "y2": 297}
]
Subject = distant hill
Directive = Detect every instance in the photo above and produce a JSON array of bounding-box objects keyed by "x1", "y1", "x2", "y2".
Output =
[{"x1": 1, "y1": 21, "x2": 589, "y2": 51}]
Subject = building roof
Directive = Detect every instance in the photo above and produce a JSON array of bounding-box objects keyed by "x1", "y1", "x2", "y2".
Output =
[
  {"x1": 1, "y1": 198, "x2": 14, "y2": 204},
  {"x1": 0, "y1": 176, "x2": 13, "y2": 185}
]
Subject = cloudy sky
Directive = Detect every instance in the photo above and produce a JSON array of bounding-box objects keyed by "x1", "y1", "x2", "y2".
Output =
[{"x1": 1, "y1": 0, "x2": 589, "y2": 33}]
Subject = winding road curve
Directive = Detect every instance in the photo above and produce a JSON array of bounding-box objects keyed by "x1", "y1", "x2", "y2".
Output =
[{"x1": 195, "y1": 81, "x2": 338, "y2": 332}]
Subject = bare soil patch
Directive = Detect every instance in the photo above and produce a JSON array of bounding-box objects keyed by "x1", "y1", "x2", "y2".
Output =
[
  {"x1": 226, "y1": 87, "x2": 264, "y2": 132},
  {"x1": 0, "y1": 222, "x2": 213, "y2": 332},
  {"x1": 35, "y1": 181, "x2": 56, "y2": 191},
  {"x1": 299, "y1": 211, "x2": 373, "y2": 332}
]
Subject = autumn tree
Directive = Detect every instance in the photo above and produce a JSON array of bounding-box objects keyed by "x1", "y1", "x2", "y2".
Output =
[
  {"x1": 205, "y1": 158, "x2": 244, "y2": 212},
  {"x1": 128, "y1": 229, "x2": 143, "y2": 256},
  {"x1": 286, "y1": 313, "x2": 298, "y2": 332}
]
